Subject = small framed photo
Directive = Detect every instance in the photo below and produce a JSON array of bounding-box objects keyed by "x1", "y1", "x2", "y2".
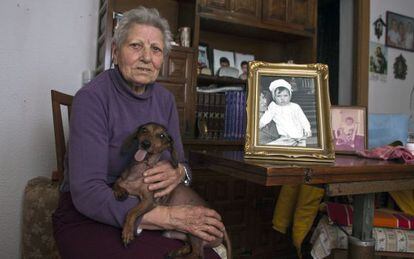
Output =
[
  {"x1": 330, "y1": 106, "x2": 367, "y2": 154},
  {"x1": 212, "y1": 49, "x2": 235, "y2": 76},
  {"x1": 385, "y1": 11, "x2": 414, "y2": 52},
  {"x1": 235, "y1": 52, "x2": 255, "y2": 79},
  {"x1": 245, "y1": 62, "x2": 334, "y2": 163},
  {"x1": 198, "y1": 43, "x2": 211, "y2": 69}
]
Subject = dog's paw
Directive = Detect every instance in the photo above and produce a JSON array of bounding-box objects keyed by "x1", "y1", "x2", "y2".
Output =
[
  {"x1": 114, "y1": 189, "x2": 129, "y2": 201},
  {"x1": 122, "y1": 228, "x2": 135, "y2": 247},
  {"x1": 167, "y1": 243, "x2": 192, "y2": 258}
]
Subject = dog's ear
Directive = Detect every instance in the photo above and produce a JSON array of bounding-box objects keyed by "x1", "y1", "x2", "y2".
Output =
[
  {"x1": 166, "y1": 133, "x2": 179, "y2": 168},
  {"x1": 121, "y1": 128, "x2": 140, "y2": 155}
]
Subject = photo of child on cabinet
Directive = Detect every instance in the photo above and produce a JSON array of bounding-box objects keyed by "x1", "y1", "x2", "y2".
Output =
[
  {"x1": 331, "y1": 107, "x2": 366, "y2": 152},
  {"x1": 259, "y1": 79, "x2": 312, "y2": 147}
]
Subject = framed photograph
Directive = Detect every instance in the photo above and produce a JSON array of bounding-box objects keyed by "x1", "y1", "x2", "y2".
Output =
[
  {"x1": 245, "y1": 62, "x2": 334, "y2": 163},
  {"x1": 198, "y1": 43, "x2": 211, "y2": 69},
  {"x1": 212, "y1": 49, "x2": 235, "y2": 76},
  {"x1": 385, "y1": 11, "x2": 414, "y2": 52},
  {"x1": 235, "y1": 52, "x2": 255, "y2": 79},
  {"x1": 331, "y1": 106, "x2": 367, "y2": 154}
]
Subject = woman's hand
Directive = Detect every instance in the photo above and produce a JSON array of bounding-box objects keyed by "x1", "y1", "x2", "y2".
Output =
[
  {"x1": 143, "y1": 161, "x2": 184, "y2": 198},
  {"x1": 167, "y1": 205, "x2": 225, "y2": 246}
]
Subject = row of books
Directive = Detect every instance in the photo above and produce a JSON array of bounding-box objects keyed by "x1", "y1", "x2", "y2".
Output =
[{"x1": 195, "y1": 87, "x2": 247, "y2": 140}]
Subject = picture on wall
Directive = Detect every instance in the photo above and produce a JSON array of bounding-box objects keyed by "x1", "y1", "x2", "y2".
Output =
[
  {"x1": 373, "y1": 15, "x2": 387, "y2": 40},
  {"x1": 244, "y1": 62, "x2": 334, "y2": 162},
  {"x1": 393, "y1": 54, "x2": 407, "y2": 80},
  {"x1": 330, "y1": 106, "x2": 367, "y2": 154},
  {"x1": 369, "y1": 42, "x2": 387, "y2": 74},
  {"x1": 385, "y1": 11, "x2": 414, "y2": 52}
]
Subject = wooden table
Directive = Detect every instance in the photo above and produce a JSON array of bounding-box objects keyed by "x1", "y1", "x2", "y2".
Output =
[{"x1": 190, "y1": 150, "x2": 414, "y2": 258}]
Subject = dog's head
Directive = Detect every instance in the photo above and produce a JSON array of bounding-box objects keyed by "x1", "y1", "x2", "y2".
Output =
[{"x1": 121, "y1": 122, "x2": 178, "y2": 168}]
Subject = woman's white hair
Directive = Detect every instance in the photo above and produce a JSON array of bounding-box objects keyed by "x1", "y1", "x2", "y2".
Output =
[{"x1": 112, "y1": 6, "x2": 172, "y2": 55}]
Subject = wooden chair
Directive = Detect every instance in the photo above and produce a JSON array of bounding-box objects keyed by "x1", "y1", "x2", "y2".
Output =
[
  {"x1": 21, "y1": 90, "x2": 73, "y2": 258},
  {"x1": 51, "y1": 89, "x2": 73, "y2": 182}
]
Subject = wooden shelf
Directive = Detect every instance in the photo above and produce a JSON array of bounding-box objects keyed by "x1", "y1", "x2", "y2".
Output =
[
  {"x1": 199, "y1": 13, "x2": 314, "y2": 42},
  {"x1": 183, "y1": 138, "x2": 244, "y2": 146},
  {"x1": 197, "y1": 74, "x2": 246, "y2": 86}
]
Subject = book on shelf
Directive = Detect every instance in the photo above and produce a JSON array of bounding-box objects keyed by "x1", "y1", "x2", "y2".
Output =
[
  {"x1": 195, "y1": 92, "x2": 204, "y2": 138},
  {"x1": 208, "y1": 93, "x2": 216, "y2": 139},
  {"x1": 196, "y1": 86, "x2": 246, "y2": 140},
  {"x1": 239, "y1": 91, "x2": 246, "y2": 139},
  {"x1": 235, "y1": 91, "x2": 241, "y2": 139},
  {"x1": 223, "y1": 92, "x2": 230, "y2": 139},
  {"x1": 223, "y1": 90, "x2": 246, "y2": 140},
  {"x1": 218, "y1": 93, "x2": 226, "y2": 139}
]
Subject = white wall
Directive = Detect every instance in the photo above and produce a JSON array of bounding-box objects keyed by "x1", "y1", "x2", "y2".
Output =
[
  {"x1": 0, "y1": 0, "x2": 99, "y2": 257},
  {"x1": 369, "y1": 0, "x2": 414, "y2": 114}
]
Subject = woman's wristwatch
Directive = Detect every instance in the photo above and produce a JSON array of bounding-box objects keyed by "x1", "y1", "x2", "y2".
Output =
[{"x1": 182, "y1": 164, "x2": 191, "y2": 186}]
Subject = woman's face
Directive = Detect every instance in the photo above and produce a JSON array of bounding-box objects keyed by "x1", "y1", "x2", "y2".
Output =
[{"x1": 113, "y1": 24, "x2": 164, "y2": 87}]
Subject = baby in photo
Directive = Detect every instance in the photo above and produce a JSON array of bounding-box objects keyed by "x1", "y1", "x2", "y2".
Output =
[
  {"x1": 335, "y1": 116, "x2": 357, "y2": 148},
  {"x1": 259, "y1": 79, "x2": 312, "y2": 146}
]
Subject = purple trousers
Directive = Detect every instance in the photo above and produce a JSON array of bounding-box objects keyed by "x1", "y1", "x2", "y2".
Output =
[{"x1": 52, "y1": 192, "x2": 220, "y2": 259}]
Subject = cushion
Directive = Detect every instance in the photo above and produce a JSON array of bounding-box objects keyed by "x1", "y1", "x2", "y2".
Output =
[
  {"x1": 310, "y1": 216, "x2": 414, "y2": 259},
  {"x1": 21, "y1": 176, "x2": 60, "y2": 259},
  {"x1": 326, "y1": 202, "x2": 414, "y2": 230}
]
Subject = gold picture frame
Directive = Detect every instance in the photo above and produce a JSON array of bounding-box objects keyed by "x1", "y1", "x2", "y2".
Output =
[{"x1": 245, "y1": 62, "x2": 335, "y2": 162}]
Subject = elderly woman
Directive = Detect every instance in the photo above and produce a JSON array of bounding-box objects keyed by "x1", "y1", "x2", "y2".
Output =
[{"x1": 52, "y1": 7, "x2": 224, "y2": 259}]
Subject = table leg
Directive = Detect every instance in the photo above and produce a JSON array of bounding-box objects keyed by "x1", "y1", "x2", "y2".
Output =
[{"x1": 348, "y1": 193, "x2": 375, "y2": 259}]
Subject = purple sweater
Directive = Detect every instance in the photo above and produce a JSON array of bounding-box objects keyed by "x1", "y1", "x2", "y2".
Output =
[{"x1": 60, "y1": 68, "x2": 188, "y2": 228}]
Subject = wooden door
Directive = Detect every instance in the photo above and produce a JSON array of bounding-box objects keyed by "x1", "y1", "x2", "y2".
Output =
[
  {"x1": 199, "y1": 0, "x2": 231, "y2": 11},
  {"x1": 262, "y1": 0, "x2": 288, "y2": 26},
  {"x1": 230, "y1": 0, "x2": 261, "y2": 22},
  {"x1": 199, "y1": 0, "x2": 260, "y2": 24},
  {"x1": 287, "y1": 0, "x2": 316, "y2": 30},
  {"x1": 262, "y1": 0, "x2": 316, "y2": 31},
  {"x1": 157, "y1": 47, "x2": 195, "y2": 137}
]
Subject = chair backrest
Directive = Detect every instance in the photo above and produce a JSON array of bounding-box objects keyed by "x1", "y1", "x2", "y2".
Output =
[{"x1": 51, "y1": 90, "x2": 74, "y2": 182}]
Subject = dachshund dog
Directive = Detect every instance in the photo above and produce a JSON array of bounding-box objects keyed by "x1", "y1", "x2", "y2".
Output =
[{"x1": 112, "y1": 122, "x2": 231, "y2": 259}]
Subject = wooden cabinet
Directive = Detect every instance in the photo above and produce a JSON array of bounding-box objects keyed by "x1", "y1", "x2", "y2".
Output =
[
  {"x1": 262, "y1": 0, "x2": 316, "y2": 31},
  {"x1": 231, "y1": 0, "x2": 262, "y2": 21},
  {"x1": 157, "y1": 47, "x2": 196, "y2": 136},
  {"x1": 197, "y1": 0, "x2": 317, "y2": 67},
  {"x1": 289, "y1": 0, "x2": 316, "y2": 29},
  {"x1": 199, "y1": 0, "x2": 315, "y2": 36},
  {"x1": 200, "y1": 0, "x2": 231, "y2": 11},
  {"x1": 262, "y1": 0, "x2": 287, "y2": 25},
  {"x1": 199, "y1": 0, "x2": 261, "y2": 22}
]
